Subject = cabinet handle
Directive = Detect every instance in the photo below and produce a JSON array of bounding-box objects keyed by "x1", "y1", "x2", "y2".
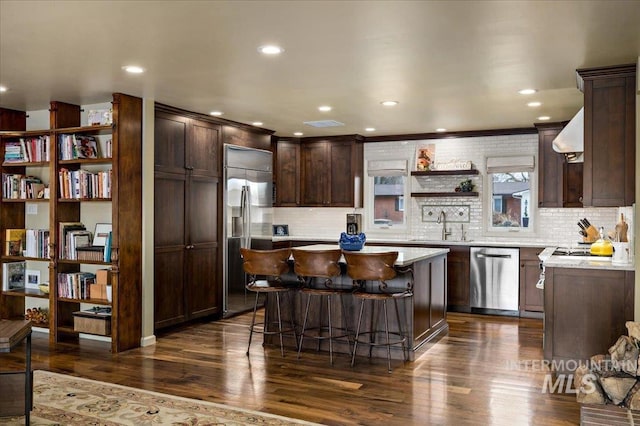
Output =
[
  {"x1": 186, "y1": 244, "x2": 194, "y2": 249},
  {"x1": 185, "y1": 166, "x2": 194, "y2": 171}
]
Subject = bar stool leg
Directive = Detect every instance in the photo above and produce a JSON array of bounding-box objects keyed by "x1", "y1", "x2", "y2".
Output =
[
  {"x1": 383, "y1": 299, "x2": 392, "y2": 373},
  {"x1": 351, "y1": 298, "x2": 366, "y2": 367},
  {"x1": 297, "y1": 293, "x2": 312, "y2": 359},
  {"x1": 247, "y1": 291, "x2": 260, "y2": 356},
  {"x1": 275, "y1": 292, "x2": 285, "y2": 357},
  {"x1": 340, "y1": 294, "x2": 353, "y2": 356},
  {"x1": 394, "y1": 298, "x2": 408, "y2": 362},
  {"x1": 369, "y1": 300, "x2": 378, "y2": 359},
  {"x1": 287, "y1": 291, "x2": 299, "y2": 351},
  {"x1": 327, "y1": 294, "x2": 334, "y2": 365}
]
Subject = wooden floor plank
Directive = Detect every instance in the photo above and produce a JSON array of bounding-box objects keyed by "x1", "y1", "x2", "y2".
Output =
[{"x1": 0, "y1": 311, "x2": 580, "y2": 425}]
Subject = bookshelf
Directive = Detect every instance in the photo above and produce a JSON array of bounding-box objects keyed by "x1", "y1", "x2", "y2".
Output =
[{"x1": 0, "y1": 93, "x2": 142, "y2": 353}]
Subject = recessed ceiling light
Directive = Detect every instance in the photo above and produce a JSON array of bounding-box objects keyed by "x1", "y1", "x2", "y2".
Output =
[
  {"x1": 436, "y1": 128, "x2": 447, "y2": 132},
  {"x1": 381, "y1": 100, "x2": 399, "y2": 106},
  {"x1": 258, "y1": 45, "x2": 284, "y2": 55},
  {"x1": 122, "y1": 65, "x2": 145, "y2": 74},
  {"x1": 210, "y1": 111, "x2": 223, "y2": 116},
  {"x1": 537, "y1": 116, "x2": 551, "y2": 121},
  {"x1": 293, "y1": 132, "x2": 303, "y2": 136},
  {"x1": 318, "y1": 105, "x2": 332, "y2": 112},
  {"x1": 0, "y1": 86, "x2": 7, "y2": 92},
  {"x1": 518, "y1": 88, "x2": 537, "y2": 95},
  {"x1": 365, "y1": 127, "x2": 376, "y2": 132},
  {"x1": 252, "y1": 121, "x2": 263, "y2": 126},
  {"x1": 527, "y1": 101, "x2": 542, "y2": 107}
]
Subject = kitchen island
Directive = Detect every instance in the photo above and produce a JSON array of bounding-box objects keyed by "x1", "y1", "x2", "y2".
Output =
[{"x1": 264, "y1": 244, "x2": 450, "y2": 361}]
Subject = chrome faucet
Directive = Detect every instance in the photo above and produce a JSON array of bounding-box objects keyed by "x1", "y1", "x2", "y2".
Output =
[{"x1": 437, "y1": 210, "x2": 452, "y2": 241}]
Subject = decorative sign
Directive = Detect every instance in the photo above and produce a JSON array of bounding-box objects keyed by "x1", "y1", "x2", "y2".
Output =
[
  {"x1": 415, "y1": 144, "x2": 436, "y2": 171},
  {"x1": 421, "y1": 205, "x2": 471, "y2": 223},
  {"x1": 430, "y1": 159, "x2": 473, "y2": 171}
]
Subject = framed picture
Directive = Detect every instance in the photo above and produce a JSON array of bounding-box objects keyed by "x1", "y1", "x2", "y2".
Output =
[
  {"x1": 272, "y1": 224, "x2": 289, "y2": 236},
  {"x1": 92, "y1": 223, "x2": 112, "y2": 247},
  {"x1": 26, "y1": 269, "x2": 40, "y2": 290},
  {"x1": 415, "y1": 144, "x2": 436, "y2": 171},
  {"x1": 74, "y1": 135, "x2": 99, "y2": 159}
]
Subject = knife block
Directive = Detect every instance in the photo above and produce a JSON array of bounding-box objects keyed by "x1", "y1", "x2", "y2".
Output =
[{"x1": 583, "y1": 225, "x2": 600, "y2": 243}]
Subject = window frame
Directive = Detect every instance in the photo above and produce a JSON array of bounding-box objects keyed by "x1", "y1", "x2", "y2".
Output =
[
  {"x1": 364, "y1": 163, "x2": 409, "y2": 232},
  {"x1": 483, "y1": 156, "x2": 538, "y2": 237}
]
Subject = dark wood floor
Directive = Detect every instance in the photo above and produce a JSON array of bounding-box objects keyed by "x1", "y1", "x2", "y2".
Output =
[{"x1": 2, "y1": 312, "x2": 579, "y2": 425}]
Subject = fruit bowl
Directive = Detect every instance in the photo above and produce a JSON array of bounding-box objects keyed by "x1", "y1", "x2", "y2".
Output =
[{"x1": 38, "y1": 283, "x2": 50, "y2": 294}]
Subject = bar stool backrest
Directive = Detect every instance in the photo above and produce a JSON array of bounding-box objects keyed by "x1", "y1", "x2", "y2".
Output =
[
  {"x1": 240, "y1": 248, "x2": 291, "y2": 278},
  {"x1": 291, "y1": 249, "x2": 342, "y2": 279},
  {"x1": 343, "y1": 251, "x2": 398, "y2": 282}
]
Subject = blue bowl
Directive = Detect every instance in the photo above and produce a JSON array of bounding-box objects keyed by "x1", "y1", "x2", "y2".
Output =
[{"x1": 339, "y1": 232, "x2": 366, "y2": 251}]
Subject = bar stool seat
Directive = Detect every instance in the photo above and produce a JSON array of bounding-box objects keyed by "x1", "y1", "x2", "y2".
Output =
[
  {"x1": 343, "y1": 251, "x2": 412, "y2": 373},
  {"x1": 292, "y1": 248, "x2": 352, "y2": 365},
  {"x1": 240, "y1": 247, "x2": 298, "y2": 357}
]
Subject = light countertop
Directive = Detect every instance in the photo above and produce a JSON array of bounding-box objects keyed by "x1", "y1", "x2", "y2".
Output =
[
  {"x1": 291, "y1": 244, "x2": 449, "y2": 267},
  {"x1": 540, "y1": 246, "x2": 635, "y2": 271},
  {"x1": 273, "y1": 235, "x2": 548, "y2": 248}
]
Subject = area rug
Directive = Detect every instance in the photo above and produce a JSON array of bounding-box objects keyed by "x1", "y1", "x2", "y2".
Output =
[{"x1": 0, "y1": 370, "x2": 319, "y2": 425}]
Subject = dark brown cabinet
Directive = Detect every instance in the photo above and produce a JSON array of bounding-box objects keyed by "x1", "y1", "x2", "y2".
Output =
[
  {"x1": 274, "y1": 139, "x2": 300, "y2": 206},
  {"x1": 536, "y1": 122, "x2": 582, "y2": 208},
  {"x1": 544, "y1": 267, "x2": 634, "y2": 373},
  {"x1": 154, "y1": 109, "x2": 221, "y2": 330},
  {"x1": 445, "y1": 246, "x2": 470, "y2": 311},
  {"x1": 578, "y1": 64, "x2": 636, "y2": 207},
  {"x1": 300, "y1": 136, "x2": 363, "y2": 207},
  {"x1": 519, "y1": 248, "x2": 543, "y2": 314}
]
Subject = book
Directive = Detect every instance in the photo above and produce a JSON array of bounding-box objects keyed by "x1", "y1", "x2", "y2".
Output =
[
  {"x1": 5, "y1": 228, "x2": 26, "y2": 256},
  {"x1": 58, "y1": 222, "x2": 85, "y2": 259},
  {"x1": 2, "y1": 261, "x2": 26, "y2": 291},
  {"x1": 103, "y1": 231, "x2": 112, "y2": 262}
]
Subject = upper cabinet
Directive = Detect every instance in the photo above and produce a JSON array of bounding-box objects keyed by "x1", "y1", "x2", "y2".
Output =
[
  {"x1": 276, "y1": 135, "x2": 363, "y2": 207},
  {"x1": 578, "y1": 64, "x2": 636, "y2": 207},
  {"x1": 536, "y1": 122, "x2": 583, "y2": 208},
  {"x1": 274, "y1": 138, "x2": 300, "y2": 207}
]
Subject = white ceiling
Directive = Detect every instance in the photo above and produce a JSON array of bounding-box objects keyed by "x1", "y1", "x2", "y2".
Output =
[{"x1": 1, "y1": 1, "x2": 639, "y2": 137}]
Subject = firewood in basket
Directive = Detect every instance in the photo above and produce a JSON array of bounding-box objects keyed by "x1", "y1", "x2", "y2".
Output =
[
  {"x1": 599, "y1": 374, "x2": 637, "y2": 405},
  {"x1": 626, "y1": 321, "x2": 640, "y2": 342},
  {"x1": 609, "y1": 335, "x2": 639, "y2": 376},
  {"x1": 575, "y1": 364, "x2": 608, "y2": 405}
]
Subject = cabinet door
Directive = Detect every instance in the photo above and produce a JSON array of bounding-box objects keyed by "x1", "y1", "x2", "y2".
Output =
[
  {"x1": 188, "y1": 120, "x2": 220, "y2": 177},
  {"x1": 155, "y1": 112, "x2": 188, "y2": 175},
  {"x1": 519, "y1": 248, "x2": 543, "y2": 312},
  {"x1": 446, "y1": 246, "x2": 470, "y2": 309},
  {"x1": 536, "y1": 124, "x2": 565, "y2": 208},
  {"x1": 187, "y1": 174, "x2": 220, "y2": 318},
  {"x1": 328, "y1": 141, "x2": 354, "y2": 206},
  {"x1": 563, "y1": 162, "x2": 583, "y2": 207},
  {"x1": 300, "y1": 142, "x2": 328, "y2": 206},
  {"x1": 154, "y1": 172, "x2": 188, "y2": 329},
  {"x1": 582, "y1": 71, "x2": 635, "y2": 207},
  {"x1": 275, "y1": 141, "x2": 300, "y2": 206}
]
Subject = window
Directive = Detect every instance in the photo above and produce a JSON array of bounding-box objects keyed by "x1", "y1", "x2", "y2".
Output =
[
  {"x1": 485, "y1": 156, "x2": 535, "y2": 234},
  {"x1": 366, "y1": 160, "x2": 408, "y2": 230}
]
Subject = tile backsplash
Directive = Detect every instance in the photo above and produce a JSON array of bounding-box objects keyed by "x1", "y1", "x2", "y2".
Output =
[{"x1": 274, "y1": 133, "x2": 632, "y2": 248}]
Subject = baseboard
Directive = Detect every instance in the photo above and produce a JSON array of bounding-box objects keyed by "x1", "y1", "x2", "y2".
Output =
[{"x1": 141, "y1": 335, "x2": 157, "y2": 347}]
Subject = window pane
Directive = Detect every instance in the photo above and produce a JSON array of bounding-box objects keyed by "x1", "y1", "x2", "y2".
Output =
[
  {"x1": 374, "y1": 176, "x2": 405, "y2": 226},
  {"x1": 491, "y1": 172, "x2": 530, "y2": 228}
]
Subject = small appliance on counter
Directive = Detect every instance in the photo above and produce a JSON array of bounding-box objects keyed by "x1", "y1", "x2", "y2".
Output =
[{"x1": 346, "y1": 213, "x2": 362, "y2": 235}]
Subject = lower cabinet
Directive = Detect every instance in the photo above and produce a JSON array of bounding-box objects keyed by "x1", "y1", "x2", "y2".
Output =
[
  {"x1": 544, "y1": 267, "x2": 634, "y2": 373},
  {"x1": 446, "y1": 246, "x2": 470, "y2": 311},
  {"x1": 519, "y1": 248, "x2": 543, "y2": 314}
]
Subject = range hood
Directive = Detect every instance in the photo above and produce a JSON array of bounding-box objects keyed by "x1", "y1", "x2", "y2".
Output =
[{"x1": 552, "y1": 107, "x2": 584, "y2": 163}]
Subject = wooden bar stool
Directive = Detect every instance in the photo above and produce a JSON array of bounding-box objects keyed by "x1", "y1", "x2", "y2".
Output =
[
  {"x1": 240, "y1": 247, "x2": 298, "y2": 357},
  {"x1": 343, "y1": 251, "x2": 412, "y2": 373},
  {"x1": 292, "y1": 248, "x2": 352, "y2": 365}
]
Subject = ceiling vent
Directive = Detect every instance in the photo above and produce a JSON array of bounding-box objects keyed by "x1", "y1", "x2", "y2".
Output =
[{"x1": 303, "y1": 120, "x2": 345, "y2": 128}]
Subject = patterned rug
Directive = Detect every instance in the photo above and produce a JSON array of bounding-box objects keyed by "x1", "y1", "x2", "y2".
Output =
[{"x1": 0, "y1": 370, "x2": 319, "y2": 425}]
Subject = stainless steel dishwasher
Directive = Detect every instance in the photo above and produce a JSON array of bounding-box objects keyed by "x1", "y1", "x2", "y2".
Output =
[{"x1": 470, "y1": 247, "x2": 520, "y2": 313}]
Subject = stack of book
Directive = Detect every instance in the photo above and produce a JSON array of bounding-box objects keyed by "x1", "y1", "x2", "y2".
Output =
[
  {"x1": 2, "y1": 174, "x2": 48, "y2": 199},
  {"x1": 57, "y1": 271, "x2": 96, "y2": 299},
  {"x1": 24, "y1": 229, "x2": 50, "y2": 258},
  {"x1": 5, "y1": 228, "x2": 25, "y2": 256},
  {"x1": 58, "y1": 134, "x2": 100, "y2": 160},
  {"x1": 58, "y1": 168, "x2": 111, "y2": 199},
  {"x1": 2, "y1": 136, "x2": 50, "y2": 163}
]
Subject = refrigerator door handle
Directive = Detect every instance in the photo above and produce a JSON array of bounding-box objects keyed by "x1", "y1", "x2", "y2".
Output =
[
  {"x1": 240, "y1": 185, "x2": 247, "y2": 249},
  {"x1": 245, "y1": 184, "x2": 252, "y2": 248}
]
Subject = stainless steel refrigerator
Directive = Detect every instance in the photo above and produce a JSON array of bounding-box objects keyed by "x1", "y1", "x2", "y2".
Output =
[{"x1": 223, "y1": 144, "x2": 273, "y2": 317}]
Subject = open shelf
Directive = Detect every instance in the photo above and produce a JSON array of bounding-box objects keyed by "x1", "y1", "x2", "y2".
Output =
[
  {"x1": 411, "y1": 169, "x2": 479, "y2": 176},
  {"x1": 411, "y1": 191, "x2": 479, "y2": 198},
  {"x1": 58, "y1": 296, "x2": 111, "y2": 306},
  {"x1": 2, "y1": 288, "x2": 50, "y2": 299},
  {"x1": 58, "y1": 158, "x2": 113, "y2": 166},
  {"x1": 2, "y1": 161, "x2": 49, "y2": 167}
]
